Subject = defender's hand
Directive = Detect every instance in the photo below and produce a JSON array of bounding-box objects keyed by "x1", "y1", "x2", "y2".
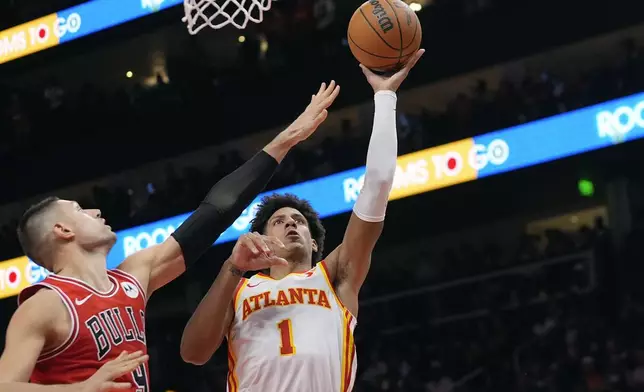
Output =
[
  {"x1": 79, "y1": 351, "x2": 148, "y2": 392},
  {"x1": 230, "y1": 233, "x2": 288, "y2": 273},
  {"x1": 361, "y1": 49, "x2": 425, "y2": 93},
  {"x1": 281, "y1": 81, "x2": 341, "y2": 145}
]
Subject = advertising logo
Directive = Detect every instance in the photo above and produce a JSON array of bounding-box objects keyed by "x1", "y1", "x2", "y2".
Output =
[
  {"x1": 596, "y1": 99, "x2": 644, "y2": 144},
  {"x1": 54, "y1": 13, "x2": 82, "y2": 38},
  {"x1": 3, "y1": 92, "x2": 644, "y2": 298},
  {"x1": 0, "y1": 0, "x2": 184, "y2": 65},
  {"x1": 468, "y1": 139, "x2": 510, "y2": 170},
  {"x1": 123, "y1": 224, "x2": 177, "y2": 257},
  {"x1": 0, "y1": 14, "x2": 60, "y2": 64},
  {"x1": 0, "y1": 257, "x2": 49, "y2": 299}
]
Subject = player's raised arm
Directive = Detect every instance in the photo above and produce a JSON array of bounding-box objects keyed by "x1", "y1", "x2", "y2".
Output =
[
  {"x1": 325, "y1": 50, "x2": 424, "y2": 318},
  {"x1": 118, "y1": 81, "x2": 340, "y2": 296},
  {"x1": 180, "y1": 233, "x2": 287, "y2": 365}
]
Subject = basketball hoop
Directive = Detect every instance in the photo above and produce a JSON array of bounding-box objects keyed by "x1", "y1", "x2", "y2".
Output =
[{"x1": 182, "y1": 0, "x2": 273, "y2": 34}]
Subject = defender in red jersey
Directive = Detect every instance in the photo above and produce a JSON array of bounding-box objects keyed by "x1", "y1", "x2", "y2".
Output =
[
  {"x1": 18, "y1": 270, "x2": 149, "y2": 388},
  {"x1": 0, "y1": 82, "x2": 340, "y2": 392}
]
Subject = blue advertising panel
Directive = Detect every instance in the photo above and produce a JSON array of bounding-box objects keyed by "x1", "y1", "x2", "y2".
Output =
[{"x1": 1, "y1": 91, "x2": 643, "y2": 298}]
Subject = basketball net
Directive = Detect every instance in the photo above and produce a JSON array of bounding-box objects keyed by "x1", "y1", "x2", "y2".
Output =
[{"x1": 182, "y1": 0, "x2": 273, "y2": 33}]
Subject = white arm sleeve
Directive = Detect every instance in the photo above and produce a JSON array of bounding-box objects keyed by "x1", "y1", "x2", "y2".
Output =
[{"x1": 352, "y1": 90, "x2": 398, "y2": 222}]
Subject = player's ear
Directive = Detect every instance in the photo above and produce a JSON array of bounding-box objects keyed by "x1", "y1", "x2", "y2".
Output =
[
  {"x1": 311, "y1": 239, "x2": 318, "y2": 253},
  {"x1": 53, "y1": 222, "x2": 75, "y2": 241}
]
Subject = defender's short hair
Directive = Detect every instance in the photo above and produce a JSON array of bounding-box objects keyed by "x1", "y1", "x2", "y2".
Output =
[
  {"x1": 250, "y1": 193, "x2": 326, "y2": 262},
  {"x1": 17, "y1": 196, "x2": 60, "y2": 268}
]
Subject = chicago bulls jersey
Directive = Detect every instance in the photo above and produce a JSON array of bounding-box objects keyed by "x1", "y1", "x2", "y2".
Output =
[
  {"x1": 17, "y1": 269, "x2": 149, "y2": 391},
  {"x1": 227, "y1": 261, "x2": 357, "y2": 392}
]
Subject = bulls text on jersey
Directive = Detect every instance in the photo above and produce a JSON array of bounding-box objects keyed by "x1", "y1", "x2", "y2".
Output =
[{"x1": 85, "y1": 305, "x2": 146, "y2": 361}]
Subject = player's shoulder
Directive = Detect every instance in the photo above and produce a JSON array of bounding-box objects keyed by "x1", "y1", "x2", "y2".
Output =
[{"x1": 14, "y1": 288, "x2": 64, "y2": 326}]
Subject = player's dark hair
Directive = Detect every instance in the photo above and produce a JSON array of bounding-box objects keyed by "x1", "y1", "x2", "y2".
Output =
[
  {"x1": 250, "y1": 193, "x2": 326, "y2": 262},
  {"x1": 17, "y1": 196, "x2": 60, "y2": 269}
]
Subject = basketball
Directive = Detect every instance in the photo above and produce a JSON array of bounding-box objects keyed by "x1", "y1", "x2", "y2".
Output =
[{"x1": 347, "y1": 0, "x2": 422, "y2": 72}]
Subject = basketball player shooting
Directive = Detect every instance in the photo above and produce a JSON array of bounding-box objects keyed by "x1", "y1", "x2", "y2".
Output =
[
  {"x1": 181, "y1": 49, "x2": 425, "y2": 392},
  {"x1": 0, "y1": 81, "x2": 340, "y2": 392}
]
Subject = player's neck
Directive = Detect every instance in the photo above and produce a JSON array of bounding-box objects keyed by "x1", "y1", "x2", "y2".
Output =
[
  {"x1": 270, "y1": 260, "x2": 312, "y2": 280},
  {"x1": 52, "y1": 248, "x2": 111, "y2": 292}
]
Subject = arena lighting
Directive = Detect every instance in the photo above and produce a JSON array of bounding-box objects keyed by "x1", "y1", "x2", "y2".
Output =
[
  {"x1": 0, "y1": 0, "x2": 183, "y2": 65},
  {"x1": 0, "y1": 91, "x2": 643, "y2": 299},
  {"x1": 578, "y1": 179, "x2": 595, "y2": 197}
]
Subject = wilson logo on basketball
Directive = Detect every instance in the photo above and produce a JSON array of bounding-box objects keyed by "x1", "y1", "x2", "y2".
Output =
[{"x1": 369, "y1": 0, "x2": 394, "y2": 33}]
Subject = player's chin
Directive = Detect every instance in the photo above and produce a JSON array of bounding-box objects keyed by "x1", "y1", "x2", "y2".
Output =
[
  {"x1": 284, "y1": 234, "x2": 303, "y2": 244},
  {"x1": 106, "y1": 231, "x2": 118, "y2": 242},
  {"x1": 284, "y1": 240, "x2": 305, "y2": 251}
]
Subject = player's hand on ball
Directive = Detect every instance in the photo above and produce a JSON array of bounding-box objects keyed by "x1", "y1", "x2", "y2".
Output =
[
  {"x1": 283, "y1": 81, "x2": 341, "y2": 144},
  {"x1": 79, "y1": 350, "x2": 148, "y2": 391},
  {"x1": 360, "y1": 49, "x2": 425, "y2": 93},
  {"x1": 230, "y1": 232, "x2": 288, "y2": 272}
]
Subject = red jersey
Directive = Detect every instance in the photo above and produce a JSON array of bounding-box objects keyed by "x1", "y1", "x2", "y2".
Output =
[{"x1": 17, "y1": 269, "x2": 149, "y2": 391}]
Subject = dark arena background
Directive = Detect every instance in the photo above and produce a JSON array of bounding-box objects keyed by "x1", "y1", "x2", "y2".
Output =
[{"x1": 1, "y1": 0, "x2": 644, "y2": 390}]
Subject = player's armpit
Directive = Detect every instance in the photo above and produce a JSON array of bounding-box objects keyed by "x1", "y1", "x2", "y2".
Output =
[
  {"x1": 0, "y1": 290, "x2": 61, "y2": 389},
  {"x1": 325, "y1": 215, "x2": 384, "y2": 318}
]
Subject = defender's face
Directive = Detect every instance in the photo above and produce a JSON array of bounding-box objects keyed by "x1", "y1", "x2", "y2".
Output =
[
  {"x1": 56, "y1": 200, "x2": 116, "y2": 246},
  {"x1": 264, "y1": 207, "x2": 317, "y2": 256}
]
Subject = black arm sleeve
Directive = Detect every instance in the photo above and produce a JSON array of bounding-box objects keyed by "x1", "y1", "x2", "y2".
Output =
[{"x1": 171, "y1": 150, "x2": 278, "y2": 267}]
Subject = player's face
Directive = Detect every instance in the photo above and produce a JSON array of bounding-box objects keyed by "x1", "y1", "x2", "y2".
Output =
[
  {"x1": 265, "y1": 207, "x2": 318, "y2": 258},
  {"x1": 55, "y1": 200, "x2": 116, "y2": 249}
]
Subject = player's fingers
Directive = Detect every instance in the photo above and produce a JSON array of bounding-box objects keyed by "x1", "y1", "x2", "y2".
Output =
[
  {"x1": 101, "y1": 351, "x2": 128, "y2": 369},
  {"x1": 252, "y1": 236, "x2": 272, "y2": 255},
  {"x1": 242, "y1": 235, "x2": 260, "y2": 255},
  {"x1": 360, "y1": 64, "x2": 375, "y2": 77},
  {"x1": 269, "y1": 256, "x2": 289, "y2": 267},
  {"x1": 107, "y1": 351, "x2": 143, "y2": 368},
  {"x1": 403, "y1": 49, "x2": 424, "y2": 72},
  {"x1": 264, "y1": 236, "x2": 286, "y2": 249},
  {"x1": 112, "y1": 361, "x2": 139, "y2": 376},
  {"x1": 315, "y1": 82, "x2": 326, "y2": 97},
  {"x1": 323, "y1": 80, "x2": 336, "y2": 97},
  {"x1": 313, "y1": 109, "x2": 329, "y2": 127},
  {"x1": 103, "y1": 382, "x2": 133, "y2": 391},
  {"x1": 115, "y1": 351, "x2": 129, "y2": 360},
  {"x1": 128, "y1": 353, "x2": 149, "y2": 365},
  {"x1": 124, "y1": 351, "x2": 144, "y2": 360},
  {"x1": 249, "y1": 232, "x2": 272, "y2": 254},
  {"x1": 312, "y1": 81, "x2": 333, "y2": 105},
  {"x1": 114, "y1": 356, "x2": 148, "y2": 377},
  {"x1": 321, "y1": 85, "x2": 340, "y2": 108}
]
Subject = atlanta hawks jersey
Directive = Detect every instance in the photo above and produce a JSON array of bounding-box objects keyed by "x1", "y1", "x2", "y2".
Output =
[
  {"x1": 17, "y1": 269, "x2": 149, "y2": 391},
  {"x1": 227, "y1": 260, "x2": 357, "y2": 392}
]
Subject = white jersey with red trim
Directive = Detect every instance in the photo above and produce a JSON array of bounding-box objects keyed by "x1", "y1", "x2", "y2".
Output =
[{"x1": 227, "y1": 261, "x2": 357, "y2": 392}]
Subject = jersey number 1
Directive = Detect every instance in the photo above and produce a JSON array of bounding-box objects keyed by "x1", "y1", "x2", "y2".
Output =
[{"x1": 277, "y1": 319, "x2": 296, "y2": 356}]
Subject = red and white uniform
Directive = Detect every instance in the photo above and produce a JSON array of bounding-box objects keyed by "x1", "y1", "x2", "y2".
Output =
[
  {"x1": 17, "y1": 269, "x2": 149, "y2": 391},
  {"x1": 227, "y1": 261, "x2": 357, "y2": 392}
]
